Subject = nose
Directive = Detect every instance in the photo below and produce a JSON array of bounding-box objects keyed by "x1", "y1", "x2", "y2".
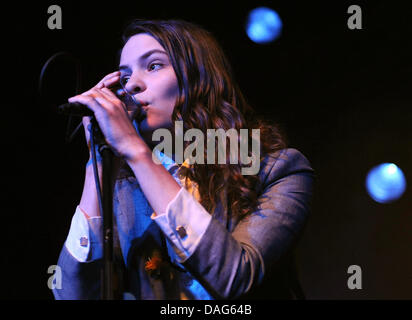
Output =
[{"x1": 124, "y1": 72, "x2": 146, "y2": 95}]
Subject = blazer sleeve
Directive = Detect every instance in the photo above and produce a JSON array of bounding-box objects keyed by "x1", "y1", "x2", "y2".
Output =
[
  {"x1": 182, "y1": 148, "x2": 315, "y2": 299},
  {"x1": 52, "y1": 209, "x2": 103, "y2": 300},
  {"x1": 52, "y1": 245, "x2": 102, "y2": 300}
]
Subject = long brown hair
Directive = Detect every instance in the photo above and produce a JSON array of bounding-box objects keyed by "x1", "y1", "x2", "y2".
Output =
[{"x1": 122, "y1": 19, "x2": 287, "y2": 221}]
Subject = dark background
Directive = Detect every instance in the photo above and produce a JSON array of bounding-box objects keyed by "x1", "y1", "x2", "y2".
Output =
[{"x1": 2, "y1": 0, "x2": 411, "y2": 299}]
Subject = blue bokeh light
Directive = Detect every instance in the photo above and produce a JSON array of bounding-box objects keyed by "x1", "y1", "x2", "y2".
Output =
[
  {"x1": 246, "y1": 7, "x2": 283, "y2": 44},
  {"x1": 365, "y1": 163, "x2": 407, "y2": 203}
]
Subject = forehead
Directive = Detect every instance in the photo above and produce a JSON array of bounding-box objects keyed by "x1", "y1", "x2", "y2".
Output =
[{"x1": 120, "y1": 33, "x2": 164, "y2": 63}]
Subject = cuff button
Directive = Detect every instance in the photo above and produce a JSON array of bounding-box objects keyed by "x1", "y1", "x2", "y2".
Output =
[
  {"x1": 80, "y1": 236, "x2": 88, "y2": 247},
  {"x1": 176, "y1": 226, "x2": 187, "y2": 239}
]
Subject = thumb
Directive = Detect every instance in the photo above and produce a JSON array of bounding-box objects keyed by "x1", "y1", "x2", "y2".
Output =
[{"x1": 82, "y1": 116, "x2": 93, "y2": 150}]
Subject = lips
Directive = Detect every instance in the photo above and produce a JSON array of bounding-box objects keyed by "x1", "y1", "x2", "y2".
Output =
[
  {"x1": 122, "y1": 95, "x2": 149, "y2": 121},
  {"x1": 132, "y1": 104, "x2": 148, "y2": 122},
  {"x1": 134, "y1": 98, "x2": 149, "y2": 107}
]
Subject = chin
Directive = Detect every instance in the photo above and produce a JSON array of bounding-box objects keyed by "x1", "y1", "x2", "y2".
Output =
[
  {"x1": 137, "y1": 119, "x2": 159, "y2": 137},
  {"x1": 140, "y1": 117, "x2": 171, "y2": 132}
]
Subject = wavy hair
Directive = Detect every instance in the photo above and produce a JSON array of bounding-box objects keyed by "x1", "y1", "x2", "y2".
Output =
[{"x1": 122, "y1": 19, "x2": 287, "y2": 221}]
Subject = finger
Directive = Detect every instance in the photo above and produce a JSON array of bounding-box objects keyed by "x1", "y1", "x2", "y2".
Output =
[
  {"x1": 90, "y1": 87, "x2": 119, "y2": 106},
  {"x1": 100, "y1": 87, "x2": 119, "y2": 100},
  {"x1": 99, "y1": 71, "x2": 120, "y2": 83},
  {"x1": 68, "y1": 94, "x2": 104, "y2": 114},
  {"x1": 88, "y1": 88, "x2": 127, "y2": 116},
  {"x1": 71, "y1": 88, "x2": 115, "y2": 107},
  {"x1": 78, "y1": 72, "x2": 121, "y2": 98},
  {"x1": 95, "y1": 71, "x2": 121, "y2": 88},
  {"x1": 82, "y1": 116, "x2": 92, "y2": 132},
  {"x1": 99, "y1": 75, "x2": 120, "y2": 89},
  {"x1": 99, "y1": 88, "x2": 131, "y2": 115},
  {"x1": 82, "y1": 116, "x2": 93, "y2": 148},
  {"x1": 96, "y1": 72, "x2": 119, "y2": 87},
  {"x1": 70, "y1": 88, "x2": 126, "y2": 117},
  {"x1": 92, "y1": 87, "x2": 127, "y2": 110}
]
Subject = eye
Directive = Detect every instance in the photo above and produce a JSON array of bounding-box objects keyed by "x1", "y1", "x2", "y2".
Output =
[
  {"x1": 148, "y1": 62, "x2": 163, "y2": 71},
  {"x1": 120, "y1": 75, "x2": 130, "y2": 85}
]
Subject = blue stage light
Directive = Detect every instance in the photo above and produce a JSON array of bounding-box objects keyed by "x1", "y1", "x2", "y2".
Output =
[
  {"x1": 246, "y1": 7, "x2": 283, "y2": 44},
  {"x1": 366, "y1": 163, "x2": 407, "y2": 203}
]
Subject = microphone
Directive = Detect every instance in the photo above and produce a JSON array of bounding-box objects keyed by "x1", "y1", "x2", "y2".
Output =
[{"x1": 57, "y1": 102, "x2": 94, "y2": 116}]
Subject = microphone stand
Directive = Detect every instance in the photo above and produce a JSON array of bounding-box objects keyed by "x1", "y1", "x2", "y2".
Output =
[{"x1": 90, "y1": 117, "x2": 115, "y2": 300}]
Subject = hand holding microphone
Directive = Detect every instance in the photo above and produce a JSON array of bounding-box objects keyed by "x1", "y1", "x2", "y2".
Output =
[
  {"x1": 64, "y1": 71, "x2": 149, "y2": 163},
  {"x1": 58, "y1": 71, "x2": 125, "y2": 116}
]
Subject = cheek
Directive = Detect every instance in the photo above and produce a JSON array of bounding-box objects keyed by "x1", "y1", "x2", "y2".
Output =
[
  {"x1": 166, "y1": 78, "x2": 179, "y2": 100},
  {"x1": 158, "y1": 71, "x2": 179, "y2": 104}
]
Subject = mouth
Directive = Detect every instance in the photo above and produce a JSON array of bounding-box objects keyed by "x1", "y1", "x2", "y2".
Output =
[
  {"x1": 131, "y1": 104, "x2": 148, "y2": 122},
  {"x1": 123, "y1": 94, "x2": 150, "y2": 122},
  {"x1": 131, "y1": 97, "x2": 148, "y2": 107}
]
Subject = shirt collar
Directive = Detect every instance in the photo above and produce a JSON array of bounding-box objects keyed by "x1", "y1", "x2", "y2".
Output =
[{"x1": 152, "y1": 149, "x2": 190, "y2": 173}]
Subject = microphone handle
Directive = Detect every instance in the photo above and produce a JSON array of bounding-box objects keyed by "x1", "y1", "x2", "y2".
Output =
[{"x1": 57, "y1": 102, "x2": 94, "y2": 116}]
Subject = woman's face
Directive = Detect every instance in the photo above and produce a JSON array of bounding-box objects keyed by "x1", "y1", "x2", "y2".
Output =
[{"x1": 119, "y1": 33, "x2": 179, "y2": 146}]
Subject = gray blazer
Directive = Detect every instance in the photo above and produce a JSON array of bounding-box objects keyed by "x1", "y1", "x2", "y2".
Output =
[{"x1": 53, "y1": 148, "x2": 314, "y2": 300}]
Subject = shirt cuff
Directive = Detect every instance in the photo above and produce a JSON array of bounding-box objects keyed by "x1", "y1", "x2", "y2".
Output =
[
  {"x1": 151, "y1": 187, "x2": 212, "y2": 263},
  {"x1": 64, "y1": 206, "x2": 103, "y2": 262}
]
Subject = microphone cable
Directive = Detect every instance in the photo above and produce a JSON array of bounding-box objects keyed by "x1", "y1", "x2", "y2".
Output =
[{"x1": 38, "y1": 51, "x2": 83, "y2": 143}]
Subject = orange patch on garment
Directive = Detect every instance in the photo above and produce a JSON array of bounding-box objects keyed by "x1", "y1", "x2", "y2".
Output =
[{"x1": 145, "y1": 256, "x2": 162, "y2": 272}]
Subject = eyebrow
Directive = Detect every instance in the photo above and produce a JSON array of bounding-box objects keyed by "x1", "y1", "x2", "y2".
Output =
[{"x1": 119, "y1": 49, "x2": 168, "y2": 71}]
